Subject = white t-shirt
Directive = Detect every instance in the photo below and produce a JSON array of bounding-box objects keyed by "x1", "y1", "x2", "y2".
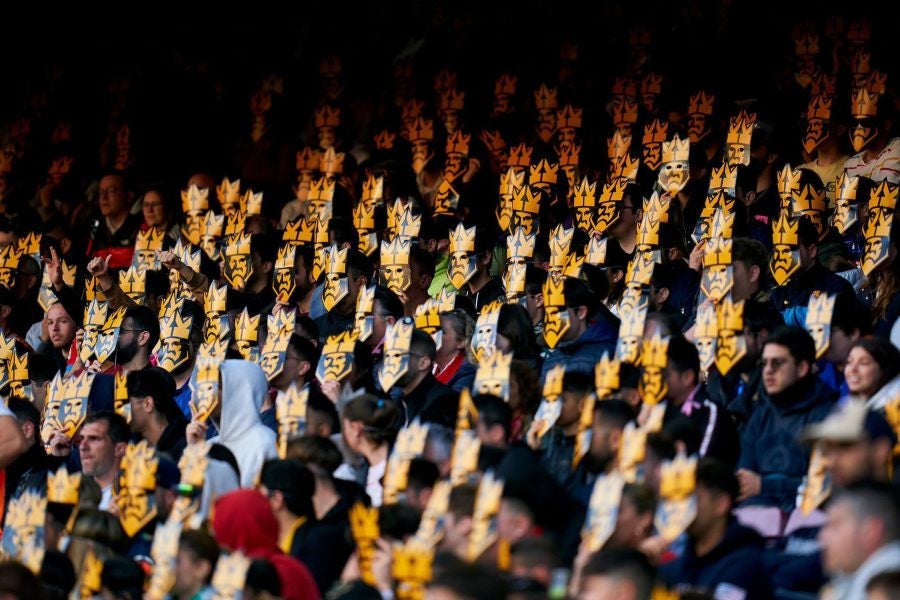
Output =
[{"x1": 366, "y1": 459, "x2": 387, "y2": 508}]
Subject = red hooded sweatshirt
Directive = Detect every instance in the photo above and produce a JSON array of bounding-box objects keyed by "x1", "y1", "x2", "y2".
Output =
[{"x1": 212, "y1": 489, "x2": 320, "y2": 600}]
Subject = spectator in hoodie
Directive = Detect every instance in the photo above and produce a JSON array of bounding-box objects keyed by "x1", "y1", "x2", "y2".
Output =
[
  {"x1": 541, "y1": 277, "x2": 619, "y2": 378},
  {"x1": 660, "y1": 458, "x2": 773, "y2": 600},
  {"x1": 736, "y1": 327, "x2": 837, "y2": 512},
  {"x1": 186, "y1": 360, "x2": 277, "y2": 488},
  {"x1": 820, "y1": 483, "x2": 900, "y2": 600},
  {"x1": 212, "y1": 489, "x2": 319, "y2": 600}
]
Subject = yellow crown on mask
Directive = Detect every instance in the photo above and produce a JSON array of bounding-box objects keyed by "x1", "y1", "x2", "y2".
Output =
[
  {"x1": 160, "y1": 310, "x2": 193, "y2": 340},
  {"x1": 573, "y1": 177, "x2": 597, "y2": 208},
  {"x1": 474, "y1": 351, "x2": 512, "y2": 392},
  {"x1": 384, "y1": 318, "x2": 414, "y2": 354},
  {"x1": 529, "y1": 159, "x2": 558, "y2": 188},
  {"x1": 121, "y1": 440, "x2": 158, "y2": 491},
  {"x1": 48, "y1": 467, "x2": 81, "y2": 505},
  {"x1": 794, "y1": 31, "x2": 820, "y2": 56},
  {"x1": 811, "y1": 73, "x2": 837, "y2": 96},
  {"x1": 373, "y1": 129, "x2": 396, "y2": 150},
  {"x1": 119, "y1": 267, "x2": 145, "y2": 299},
  {"x1": 295, "y1": 147, "x2": 320, "y2": 172},
  {"x1": 642, "y1": 334, "x2": 669, "y2": 369},
  {"x1": 225, "y1": 212, "x2": 246, "y2": 237},
  {"x1": 534, "y1": 84, "x2": 558, "y2": 110},
  {"x1": 641, "y1": 72, "x2": 663, "y2": 96},
  {"x1": 241, "y1": 190, "x2": 263, "y2": 216},
  {"x1": 867, "y1": 70, "x2": 887, "y2": 95},
  {"x1": 847, "y1": 19, "x2": 872, "y2": 44},
  {"x1": 204, "y1": 281, "x2": 228, "y2": 316},
  {"x1": 585, "y1": 236, "x2": 608, "y2": 265},
  {"x1": 865, "y1": 208, "x2": 893, "y2": 239},
  {"x1": 84, "y1": 299, "x2": 110, "y2": 329},
  {"x1": 607, "y1": 131, "x2": 632, "y2": 160},
  {"x1": 434, "y1": 69, "x2": 458, "y2": 92},
  {"x1": 557, "y1": 104, "x2": 583, "y2": 129},
  {"x1": 658, "y1": 451, "x2": 697, "y2": 501},
  {"x1": 772, "y1": 212, "x2": 800, "y2": 246},
  {"x1": 445, "y1": 131, "x2": 471, "y2": 156},
  {"x1": 726, "y1": 114, "x2": 755, "y2": 146},
  {"x1": 17, "y1": 232, "x2": 41, "y2": 256},
  {"x1": 548, "y1": 225, "x2": 574, "y2": 268},
  {"x1": 703, "y1": 237, "x2": 733, "y2": 267},
  {"x1": 662, "y1": 134, "x2": 690, "y2": 164},
  {"x1": 792, "y1": 185, "x2": 827, "y2": 214},
  {"x1": 777, "y1": 165, "x2": 802, "y2": 200},
  {"x1": 612, "y1": 77, "x2": 638, "y2": 98},
  {"x1": 808, "y1": 95, "x2": 833, "y2": 121},
  {"x1": 479, "y1": 129, "x2": 507, "y2": 155},
  {"x1": 439, "y1": 87, "x2": 465, "y2": 113},
  {"x1": 449, "y1": 223, "x2": 476, "y2": 254},
  {"x1": 851, "y1": 49, "x2": 871, "y2": 76},
  {"x1": 314, "y1": 105, "x2": 341, "y2": 129},
  {"x1": 709, "y1": 164, "x2": 738, "y2": 194},
  {"x1": 234, "y1": 308, "x2": 259, "y2": 344},
  {"x1": 542, "y1": 273, "x2": 566, "y2": 308},
  {"x1": 495, "y1": 73, "x2": 517, "y2": 96},
  {"x1": 319, "y1": 147, "x2": 345, "y2": 175},
  {"x1": 636, "y1": 214, "x2": 660, "y2": 248},
  {"x1": 401, "y1": 98, "x2": 425, "y2": 121},
  {"x1": 283, "y1": 215, "x2": 316, "y2": 245},
  {"x1": 512, "y1": 186, "x2": 541, "y2": 214},
  {"x1": 361, "y1": 175, "x2": 384, "y2": 206},
  {"x1": 216, "y1": 178, "x2": 241, "y2": 206},
  {"x1": 807, "y1": 292, "x2": 836, "y2": 328},
  {"x1": 642, "y1": 119, "x2": 668, "y2": 145},
  {"x1": 353, "y1": 201, "x2": 375, "y2": 231},
  {"x1": 851, "y1": 88, "x2": 879, "y2": 118},
  {"x1": 695, "y1": 302, "x2": 718, "y2": 339},
  {"x1": 275, "y1": 244, "x2": 296, "y2": 272},
  {"x1": 181, "y1": 185, "x2": 210, "y2": 214},
  {"x1": 327, "y1": 244, "x2": 348, "y2": 275},
  {"x1": 224, "y1": 232, "x2": 251, "y2": 256},
  {"x1": 500, "y1": 167, "x2": 526, "y2": 198},
  {"x1": 717, "y1": 296, "x2": 744, "y2": 332},
  {"x1": 613, "y1": 98, "x2": 639, "y2": 126},
  {"x1": 869, "y1": 181, "x2": 899, "y2": 211},
  {"x1": 405, "y1": 116, "x2": 434, "y2": 142},
  {"x1": 599, "y1": 177, "x2": 629, "y2": 203},
  {"x1": 508, "y1": 143, "x2": 533, "y2": 170},
  {"x1": 507, "y1": 227, "x2": 536, "y2": 262},
  {"x1": 9, "y1": 351, "x2": 29, "y2": 384},
  {"x1": 625, "y1": 252, "x2": 655, "y2": 287},
  {"x1": 0, "y1": 245, "x2": 22, "y2": 271},
  {"x1": 394, "y1": 206, "x2": 422, "y2": 238},
  {"x1": 559, "y1": 143, "x2": 581, "y2": 169},
  {"x1": 688, "y1": 91, "x2": 715, "y2": 115},
  {"x1": 308, "y1": 177, "x2": 335, "y2": 203},
  {"x1": 836, "y1": 172, "x2": 859, "y2": 203},
  {"x1": 381, "y1": 236, "x2": 411, "y2": 267},
  {"x1": 322, "y1": 330, "x2": 358, "y2": 356},
  {"x1": 135, "y1": 227, "x2": 164, "y2": 253},
  {"x1": 595, "y1": 353, "x2": 621, "y2": 396},
  {"x1": 202, "y1": 211, "x2": 225, "y2": 239}
]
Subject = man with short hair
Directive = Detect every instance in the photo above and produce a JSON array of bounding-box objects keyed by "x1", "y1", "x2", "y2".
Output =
[
  {"x1": 90, "y1": 172, "x2": 142, "y2": 266},
  {"x1": 737, "y1": 327, "x2": 837, "y2": 511},
  {"x1": 579, "y1": 549, "x2": 656, "y2": 600},
  {"x1": 127, "y1": 367, "x2": 187, "y2": 461},
  {"x1": 394, "y1": 328, "x2": 458, "y2": 428},
  {"x1": 533, "y1": 371, "x2": 593, "y2": 484},
  {"x1": 315, "y1": 249, "x2": 373, "y2": 340},
  {"x1": 54, "y1": 411, "x2": 129, "y2": 510},
  {"x1": 4, "y1": 397, "x2": 58, "y2": 502},
  {"x1": 731, "y1": 237, "x2": 770, "y2": 303},
  {"x1": 819, "y1": 483, "x2": 900, "y2": 599},
  {"x1": 39, "y1": 301, "x2": 80, "y2": 374},
  {"x1": 459, "y1": 229, "x2": 506, "y2": 311},
  {"x1": 117, "y1": 305, "x2": 161, "y2": 372},
  {"x1": 660, "y1": 459, "x2": 773, "y2": 600},
  {"x1": 365, "y1": 286, "x2": 403, "y2": 357}
]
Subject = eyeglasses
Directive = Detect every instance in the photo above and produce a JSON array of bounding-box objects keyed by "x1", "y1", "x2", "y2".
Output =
[
  {"x1": 98, "y1": 187, "x2": 122, "y2": 197},
  {"x1": 760, "y1": 357, "x2": 791, "y2": 370}
]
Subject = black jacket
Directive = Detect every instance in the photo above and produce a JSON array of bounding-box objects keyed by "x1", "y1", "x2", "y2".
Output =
[{"x1": 401, "y1": 374, "x2": 458, "y2": 429}]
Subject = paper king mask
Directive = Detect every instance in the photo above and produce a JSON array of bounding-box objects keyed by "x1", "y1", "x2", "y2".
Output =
[
  {"x1": 116, "y1": 440, "x2": 158, "y2": 537},
  {"x1": 405, "y1": 116, "x2": 434, "y2": 174},
  {"x1": 1, "y1": 489, "x2": 47, "y2": 574},
  {"x1": 642, "y1": 119, "x2": 668, "y2": 172},
  {"x1": 259, "y1": 311, "x2": 295, "y2": 381},
  {"x1": 572, "y1": 177, "x2": 597, "y2": 233},
  {"x1": 55, "y1": 371, "x2": 96, "y2": 439},
  {"x1": 471, "y1": 299, "x2": 504, "y2": 363},
  {"x1": 114, "y1": 371, "x2": 130, "y2": 424},
  {"x1": 94, "y1": 306, "x2": 127, "y2": 364},
  {"x1": 792, "y1": 184, "x2": 828, "y2": 239},
  {"x1": 714, "y1": 297, "x2": 747, "y2": 375},
  {"x1": 639, "y1": 334, "x2": 669, "y2": 405},
  {"x1": 850, "y1": 89, "x2": 880, "y2": 153},
  {"x1": 693, "y1": 303, "x2": 718, "y2": 372},
  {"x1": 534, "y1": 84, "x2": 558, "y2": 143},
  {"x1": 831, "y1": 173, "x2": 860, "y2": 234},
  {"x1": 234, "y1": 308, "x2": 260, "y2": 361},
  {"x1": 322, "y1": 244, "x2": 350, "y2": 312},
  {"x1": 686, "y1": 91, "x2": 715, "y2": 143},
  {"x1": 0, "y1": 244, "x2": 22, "y2": 287},
  {"x1": 443, "y1": 131, "x2": 470, "y2": 183},
  {"x1": 510, "y1": 185, "x2": 541, "y2": 236},
  {"x1": 189, "y1": 344, "x2": 225, "y2": 422},
  {"x1": 804, "y1": 95, "x2": 833, "y2": 155},
  {"x1": 316, "y1": 330, "x2": 358, "y2": 384},
  {"x1": 273, "y1": 244, "x2": 297, "y2": 304},
  {"x1": 181, "y1": 185, "x2": 209, "y2": 245},
  {"x1": 806, "y1": 292, "x2": 836, "y2": 359},
  {"x1": 700, "y1": 237, "x2": 734, "y2": 303},
  {"x1": 497, "y1": 168, "x2": 525, "y2": 232},
  {"x1": 472, "y1": 350, "x2": 512, "y2": 401},
  {"x1": 378, "y1": 318, "x2": 414, "y2": 391},
  {"x1": 353, "y1": 285, "x2": 376, "y2": 342},
  {"x1": 556, "y1": 104, "x2": 583, "y2": 148},
  {"x1": 200, "y1": 212, "x2": 225, "y2": 261},
  {"x1": 658, "y1": 134, "x2": 690, "y2": 195},
  {"x1": 307, "y1": 177, "x2": 335, "y2": 223},
  {"x1": 118, "y1": 267, "x2": 145, "y2": 304},
  {"x1": 480, "y1": 129, "x2": 509, "y2": 172},
  {"x1": 448, "y1": 223, "x2": 478, "y2": 290},
  {"x1": 862, "y1": 208, "x2": 894, "y2": 277},
  {"x1": 542, "y1": 275, "x2": 570, "y2": 349},
  {"x1": 276, "y1": 384, "x2": 308, "y2": 458},
  {"x1": 132, "y1": 227, "x2": 164, "y2": 271},
  {"x1": 223, "y1": 233, "x2": 253, "y2": 291},
  {"x1": 770, "y1": 213, "x2": 802, "y2": 286},
  {"x1": 725, "y1": 111, "x2": 756, "y2": 167},
  {"x1": 353, "y1": 202, "x2": 378, "y2": 256},
  {"x1": 156, "y1": 309, "x2": 194, "y2": 372},
  {"x1": 615, "y1": 286, "x2": 649, "y2": 364},
  {"x1": 80, "y1": 299, "x2": 109, "y2": 363},
  {"x1": 492, "y1": 73, "x2": 517, "y2": 117},
  {"x1": 380, "y1": 237, "x2": 412, "y2": 295}
]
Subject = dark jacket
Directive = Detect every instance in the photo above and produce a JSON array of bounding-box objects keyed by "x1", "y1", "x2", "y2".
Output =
[
  {"x1": 660, "y1": 519, "x2": 774, "y2": 600},
  {"x1": 401, "y1": 374, "x2": 459, "y2": 429},
  {"x1": 156, "y1": 418, "x2": 188, "y2": 463},
  {"x1": 463, "y1": 277, "x2": 506, "y2": 311},
  {"x1": 705, "y1": 362, "x2": 763, "y2": 429},
  {"x1": 540, "y1": 317, "x2": 618, "y2": 379},
  {"x1": 290, "y1": 490, "x2": 356, "y2": 594},
  {"x1": 664, "y1": 386, "x2": 741, "y2": 468},
  {"x1": 737, "y1": 377, "x2": 837, "y2": 512},
  {"x1": 769, "y1": 264, "x2": 852, "y2": 328}
]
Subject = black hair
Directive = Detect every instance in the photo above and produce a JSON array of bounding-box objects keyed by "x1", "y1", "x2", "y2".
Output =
[
  {"x1": 287, "y1": 434, "x2": 344, "y2": 475},
  {"x1": 524, "y1": 265, "x2": 547, "y2": 296},
  {"x1": 260, "y1": 459, "x2": 316, "y2": 519},
  {"x1": 764, "y1": 326, "x2": 817, "y2": 367},
  {"x1": 250, "y1": 232, "x2": 277, "y2": 264},
  {"x1": 346, "y1": 249, "x2": 374, "y2": 281},
  {"x1": 666, "y1": 335, "x2": 700, "y2": 376},
  {"x1": 374, "y1": 285, "x2": 404, "y2": 320},
  {"x1": 341, "y1": 394, "x2": 401, "y2": 446},
  {"x1": 581, "y1": 549, "x2": 655, "y2": 600},
  {"x1": 7, "y1": 396, "x2": 40, "y2": 428},
  {"x1": 410, "y1": 328, "x2": 438, "y2": 360},
  {"x1": 407, "y1": 457, "x2": 440, "y2": 492},
  {"x1": 100, "y1": 556, "x2": 144, "y2": 600},
  {"x1": 497, "y1": 303, "x2": 537, "y2": 359},
  {"x1": 474, "y1": 393, "x2": 512, "y2": 440},
  {"x1": 696, "y1": 457, "x2": 740, "y2": 505},
  {"x1": 428, "y1": 563, "x2": 509, "y2": 600},
  {"x1": 563, "y1": 276, "x2": 599, "y2": 315},
  {"x1": 594, "y1": 399, "x2": 634, "y2": 430},
  {"x1": 329, "y1": 216, "x2": 360, "y2": 249},
  {"x1": 410, "y1": 245, "x2": 436, "y2": 279},
  {"x1": 562, "y1": 370, "x2": 594, "y2": 396},
  {"x1": 308, "y1": 387, "x2": 340, "y2": 433},
  {"x1": 743, "y1": 299, "x2": 784, "y2": 335},
  {"x1": 178, "y1": 530, "x2": 220, "y2": 584},
  {"x1": 245, "y1": 559, "x2": 282, "y2": 597},
  {"x1": 126, "y1": 367, "x2": 180, "y2": 423},
  {"x1": 83, "y1": 411, "x2": 130, "y2": 444},
  {"x1": 732, "y1": 237, "x2": 768, "y2": 271}
]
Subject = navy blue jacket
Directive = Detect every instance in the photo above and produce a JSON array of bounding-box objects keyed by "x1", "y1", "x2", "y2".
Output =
[
  {"x1": 540, "y1": 317, "x2": 618, "y2": 380},
  {"x1": 660, "y1": 519, "x2": 773, "y2": 600},
  {"x1": 737, "y1": 377, "x2": 837, "y2": 512},
  {"x1": 769, "y1": 263, "x2": 852, "y2": 328}
]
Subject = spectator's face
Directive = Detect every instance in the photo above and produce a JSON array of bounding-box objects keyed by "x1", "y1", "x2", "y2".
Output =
[
  {"x1": 47, "y1": 303, "x2": 77, "y2": 349},
  {"x1": 761, "y1": 343, "x2": 804, "y2": 395},
  {"x1": 142, "y1": 190, "x2": 167, "y2": 227},
  {"x1": 0, "y1": 229, "x2": 16, "y2": 249},
  {"x1": 78, "y1": 421, "x2": 120, "y2": 479},
  {"x1": 579, "y1": 574, "x2": 636, "y2": 600},
  {"x1": 172, "y1": 549, "x2": 211, "y2": 597},
  {"x1": 819, "y1": 500, "x2": 870, "y2": 574},
  {"x1": 731, "y1": 260, "x2": 758, "y2": 302},
  {"x1": 822, "y1": 440, "x2": 879, "y2": 488},
  {"x1": 98, "y1": 175, "x2": 129, "y2": 218},
  {"x1": 844, "y1": 346, "x2": 883, "y2": 398}
]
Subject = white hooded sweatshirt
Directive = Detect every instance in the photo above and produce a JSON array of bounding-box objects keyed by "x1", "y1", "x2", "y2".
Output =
[{"x1": 209, "y1": 360, "x2": 277, "y2": 487}]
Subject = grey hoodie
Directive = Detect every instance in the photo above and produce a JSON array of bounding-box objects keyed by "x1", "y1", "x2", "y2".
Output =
[{"x1": 209, "y1": 360, "x2": 277, "y2": 487}]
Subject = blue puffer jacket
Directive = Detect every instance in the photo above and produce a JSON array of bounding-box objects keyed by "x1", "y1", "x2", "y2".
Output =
[
  {"x1": 540, "y1": 317, "x2": 618, "y2": 380},
  {"x1": 737, "y1": 377, "x2": 837, "y2": 512}
]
